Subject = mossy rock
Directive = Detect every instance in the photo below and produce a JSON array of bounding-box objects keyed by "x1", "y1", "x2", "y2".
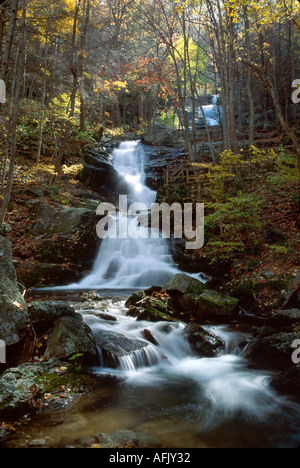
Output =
[
  {"x1": 136, "y1": 307, "x2": 178, "y2": 323},
  {"x1": 196, "y1": 290, "x2": 239, "y2": 321},
  {"x1": 163, "y1": 273, "x2": 208, "y2": 296}
]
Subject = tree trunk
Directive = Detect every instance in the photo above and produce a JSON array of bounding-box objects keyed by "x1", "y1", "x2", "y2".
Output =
[
  {"x1": 0, "y1": 2, "x2": 26, "y2": 230},
  {"x1": 228, "y1": 12, "x2": 238, "y2": 152},
  {"x1": 0, "y1": 0, "x2": 18, "y2": 83},
  {"x1": 243, "y1": 60, "x2": 300, "y2": 181}
]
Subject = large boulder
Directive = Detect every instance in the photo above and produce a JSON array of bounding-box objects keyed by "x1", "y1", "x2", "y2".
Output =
[
  {"x1": 44, "y1": 315, "x2": 96, "y2": 363},
  {"x1": 0, "y1": 236, "x2": 28, "y2": 347},
  {"x1": 28, "y1": 301, "x2": 76, "y2": 334},
  {"x1": 79, "y1": 146, "x2": 130, "y2": 200},
  {"x1": 17, "y1": 201, "x2": 102, "y2": 287},
  {"x1": 93, "y1": 329, "x2": 152, "y2": 367},
  {"x1": 196, "y1": 290, "x2": 239, "y2": 321},
  {"x1": 15, "y1": 261, "x2": 84, "y2": 289},
  {"x1": 141, "y1": 124, "x2": 183, "y2": 147},
  {"x1": 268, "y1": 309, "x2": 300, "y2": 328},
  {"x1": 271, "y1": 364, "x2": 300, "y2": 396},
  {"x1": 136, "y1": 307, "x2": 178, "y2": 323},
  {"x1": 243, "y1": 332, "x2": 300, "y2": 370},
  {"x1": 0, "y1": 359, "x2": 97, "y2": 419},
  {"x1": 163, "y1": 273, "x2": 208, "y2": 296}
]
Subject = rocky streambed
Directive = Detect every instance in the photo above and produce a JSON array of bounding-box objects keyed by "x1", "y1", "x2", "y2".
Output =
[{"x1": 0, "y1": 268, "x2": 300, "y2": 448}]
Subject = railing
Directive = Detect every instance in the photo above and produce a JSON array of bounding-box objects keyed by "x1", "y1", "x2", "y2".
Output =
[{"x1": 164, "y1": 162, "x2": 208, "y2": 186}]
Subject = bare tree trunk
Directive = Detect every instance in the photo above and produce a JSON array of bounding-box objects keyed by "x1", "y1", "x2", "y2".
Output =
[
  {"x1": 0, "y1": 0, "x2": 18, "y2": 82},
  {"x1": 244, "y1": 6, "x2": 254, "y2": 146},
  {"x1": 228, "y1": 12, "x2": 238, "y2": 152},
  {"x1": 36, "y1": 39, "x2": 48, "y2": 164},
  {"x1": 51, "y1": 0, "x2": 82, "y2": 181},
  {"x1": 0, "y1": 2, "x2": 26, "y2": 230},
  {"x1": 243, "y1": 60, "x2": 300, "y2": 181}
]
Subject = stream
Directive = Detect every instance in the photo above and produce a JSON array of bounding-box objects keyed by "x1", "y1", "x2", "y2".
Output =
[{"x1": 6, "y1": 141, "x2": 300, "y2": 448}]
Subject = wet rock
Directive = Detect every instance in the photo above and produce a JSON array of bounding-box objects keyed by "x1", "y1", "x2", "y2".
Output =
[
  {"x1": 243, "y1": 332, "x2": 300, "y2": 370},
  {"x1": 176, "y1": 293, "x2": 199, "y2": 312},
  {"x1": 196, "y1": 290, "x2": 239, "y2": 321},
  {"x1": 28, "y1": 301, "x2": 76, "y2": 334},
  {"x1": 96, "y1": 430, "x2": 139, "y2": 448},
  {"x1": 271, "y1": 364, "x2": 300, "y2": 396},
  {"x1": 163, "y1": 273, "x2": 208, "y2": 296},
  {"x1": 93, "y1": 329, "x2": 148, "y2": 366},
  {"x1": 137, "y1": 307, "x2": 178, "y2": 323},
  {"x1": 141, "y1": 329, "x2": 159, "y2": 346},
  {"x1": 15, "y1": 261, "x2": 84, "y2": 288},
  {"x1": 44, "y1": 316, "x2": 96, "y2": 363},
  {"x1": 80, "y1": 146, "x2": 130, "y2": 199},
  {"x1": 125, "y1": 290, "x2": 146, "y2": 308},
  {"x1": 184, "y1": 323, "x2": 224, "y2": 357},
  {"x1": 0, "y1": 235, "x2": 28, "y2": 347},
  {"x1": 268, "y1": 309, "x2": 300, "y2": 328}
]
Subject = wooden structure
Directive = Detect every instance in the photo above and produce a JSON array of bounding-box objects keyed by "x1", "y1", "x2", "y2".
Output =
[{"x1": 163, "y1": 162, "x2": 210, "y2": 197}]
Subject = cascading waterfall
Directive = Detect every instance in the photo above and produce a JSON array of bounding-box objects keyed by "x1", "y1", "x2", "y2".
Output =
[
  {"x1": 26, "y1": 139, "x2": 300, "y2": 448},
  {"x1": 201, "y1": 94, "x2": 222, "y2": 127},
  {"x1": 78, "y1": 141, "x2": 182, "y2": 289}
]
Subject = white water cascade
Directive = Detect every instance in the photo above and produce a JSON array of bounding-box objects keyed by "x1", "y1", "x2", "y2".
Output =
[
  {"x1": 201, "y1": 95, "x2": 222, "y2": 127},
  {"x1": 77, "y1": 298, "x2": 300, "y2": 448},
  {"x1": 78, "y1": 141, "x2": 185, "y2": 289}
]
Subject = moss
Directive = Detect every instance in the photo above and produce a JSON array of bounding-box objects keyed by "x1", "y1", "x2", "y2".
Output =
[
  {"x1": 36, "y1": 367, "x2": 96, "y2": 396},
  {"x1": 137, "y1": 307, "x2": 177, "y2": 323}
]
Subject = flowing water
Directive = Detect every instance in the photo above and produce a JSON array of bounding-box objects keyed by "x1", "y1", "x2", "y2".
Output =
[
  {"x1": 201, "y1": 95, "x2": 222, "y2": 127},
  {"x1": 71, "y1": 141, "x2": 182, "y2": 290},
  {"x1": 20, "y1": 141, "x2": 300, "y2": 448}
]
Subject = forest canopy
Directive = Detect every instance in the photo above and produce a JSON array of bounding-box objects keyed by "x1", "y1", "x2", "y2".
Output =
[{"x1": 0, "y1": 0, "x2": 300, "y2": 227}]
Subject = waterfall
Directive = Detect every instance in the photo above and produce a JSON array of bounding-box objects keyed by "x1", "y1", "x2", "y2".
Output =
[
  {"x1": 78, "y1": 141, "x2": 182, "y2": 290},
  {"x1": 201, "y1": 94, "x2": 222, "y2": 127}
]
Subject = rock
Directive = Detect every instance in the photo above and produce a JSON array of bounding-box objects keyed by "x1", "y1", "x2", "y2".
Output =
[
  {"x1": 283, "y1": 272, "x2": 300, "y2": 309},
  {"x1": 44, "y1": 316, "x2": 96, "y2": 363},
  {"x1": 29, "y1": 204, "x2": 93, "y2": 236},
  {"x1": 28, "y1": 301, "x2": 76, "y2": 334},
  {"x1": 96, "y1": 430, "x2": 139, "y2": 448},
  {"x1": 137, "y1": 307, "x2": 178, "y2": 323},
  {"x1": 0, "y1": 359, "x2": 96, "y2": 418},
  {"x1": 184, "y1": 323, "x2": 224, "y2": 357},
  {"x1": 125, "y1": 290, "x2": 146, "y2": 308},
  {"x1": 25, "y1": 201, "x2": 101, "y2": 284},
  {"x1": 141, "y1": 124, "x2": 181, "y2": 147},
  {"x1": 243, "y1": 332, "x2": 300, "y2": 370},
  {"x1": 141, "y1": 329, "x2": 159, "y2": 345},
  {"x1": 271, "y1": 364, "x2": 300, "y2": 396},
  {"x1": 0, "y1": 363, "x2": 49, "y2": 418},
  {"x1": 268, "y1": 309, "x2": 300, "y2": 328},
  {"x1": 0, "y1": 236, "x2": 28, "y2": 347},
  {"x1": 196, "y1": 290, "x2": 239, "y2": 321},
  {"x1": 163, "y1": 273, "x2": 208, "y2": 296},
  {"x1": 15, "y1": 261, "x2": 84, "y2": 288},
  {"x1": 254, "y1": 326, "x2": 277, "y2": 338},
  {"x1": 93, "y1": 329, "x2": 149, "y2": 367},
  {"x1": 176, "y1": 293, "x2": 199, "y2": 312},
  {"x1": 80, "y1": 147, "x2": 130, "y2": 199}
]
